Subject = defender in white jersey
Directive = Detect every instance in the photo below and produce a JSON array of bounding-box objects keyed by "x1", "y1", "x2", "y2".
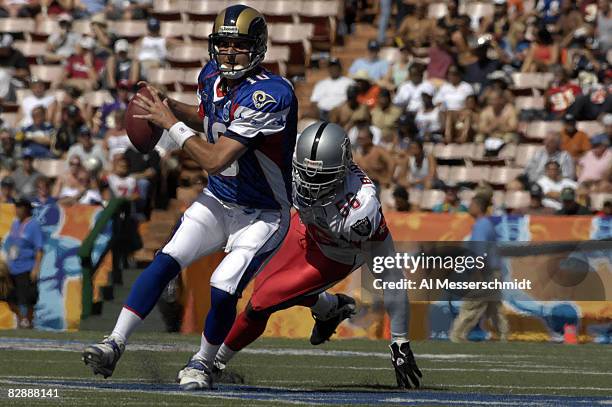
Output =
[
  {"x1": 83, "y1": 5, "x2": 297, "y2": 391},
  {"x1": 213, "y1": 122, "x2": 422, "y2": 389}
]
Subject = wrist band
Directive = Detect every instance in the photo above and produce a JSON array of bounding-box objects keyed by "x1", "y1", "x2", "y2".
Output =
[{"x1": 168, "y1": 121, "x2": 195, "y2": 148}]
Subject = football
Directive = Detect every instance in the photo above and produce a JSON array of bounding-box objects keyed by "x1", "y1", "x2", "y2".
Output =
[{"x1": 125, "y1": 86, "x2": 164, "y2": 153}]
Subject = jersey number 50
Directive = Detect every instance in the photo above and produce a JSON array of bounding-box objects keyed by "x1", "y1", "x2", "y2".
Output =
[{"x1": 204, "y1": 117, "x2": 239, "y2": 176}]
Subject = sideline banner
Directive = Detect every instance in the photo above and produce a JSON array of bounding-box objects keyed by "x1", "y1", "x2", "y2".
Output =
[
  {"x1": 182, "y1": 213, "x2": 612, "y2": 342},
  {"x1": 0, "y1": 203, "x2": 112, "y2": 330}
]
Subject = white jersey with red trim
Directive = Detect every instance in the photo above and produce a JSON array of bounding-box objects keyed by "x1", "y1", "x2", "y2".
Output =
[{"x1": 295, "y1": 163, "x2": 389, "y2": 265}]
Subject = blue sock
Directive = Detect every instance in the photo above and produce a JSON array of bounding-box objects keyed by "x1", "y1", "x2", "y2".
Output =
[
  {"x1": 125, "y1": 253, "x2": 181, "y2": 318},
  {"x1": 204, "y1": 287, "x2": 238, "y2": 345}
]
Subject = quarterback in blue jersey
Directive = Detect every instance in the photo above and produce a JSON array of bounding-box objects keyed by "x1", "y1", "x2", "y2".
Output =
[{"x1": 83, "y1": 5, "x2": 297, "y2": 390}]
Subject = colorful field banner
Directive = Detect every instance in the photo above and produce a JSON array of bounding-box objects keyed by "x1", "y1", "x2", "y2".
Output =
[
  {"x1": 183, "y1": 213, "x2": 612, "y2": 343},
  {"x1": 0, "y1": 203, "x2": 112, "y2": 330}
]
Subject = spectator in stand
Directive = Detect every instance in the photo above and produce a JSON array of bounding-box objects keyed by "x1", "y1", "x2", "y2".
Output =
[
  {"x1": 393, "y1": 63, "x2": 435, "y2": 113},
  {"x1": 2, "y1": 198, "x2": 43, "y2": 329},
  {"x1": 75, "y1": 0, "x2": 106, "y2": 17},
  {"x1": 476, "y1": 90, "x2": 518, "y2": 144},
  {"x1": 463, "y1": 39, "x2": 502, "y2": 94},
  {"x1": 52, "y1": 154, "x2": 81, "y2": 198},
  {"x1": 352, "y1": 126, "x2": 394, "y2": 192},
  {"x1": 371, "y1": 88, "x2": 402, "y2": 135},
  {"x1": 328, "y1": 85, "x2": 370, "y2": 130},
  {"x1": 45, "y1": 13, "x2": 81, "y2": 64},
  {"x1": 11, "y1": 149, "x2": 41, "y2": 200},
  {"x1": 437, "y1": 0, "x2": 461, "y2": 32},
  {"x1": 596, "y1": 0, "x2": 611, "y2": 53},
  {"x1": 31, "y1": 176, "x2": 57, "y2": 208},
  {"x1": 105, "y1": 40, "x2": 140, "y2": 90},
  {"x1": 106, "y1": 0, "x2": 152, "y2": 20},
  {"x1": 603, "y1": 114, "x2": 612, "y2": 144},
  {"x1": 0, "y1": 129, "x2": 20, "y2": 172},
  {"x1": 0, "y1": 177, "x2": 16, "y2": 203},
  {"x1": 556, "y1": 2, "x2": 584, "y2": 37},
  {"x1": 52, "y1": 104, "x2": 84, "y2": 156},
  {"x1": 0, "y1": 33, "x2": 29, "y2": 90},
  {"x1": 352, "y1": 70, "x2": 380, "y2": 109},
  {"x1": 396, "y1": 140, "x2": 438, "y2": 190},
  {"x1": 391, "y1": 185, "x2": 412, "y2": 212},
  {"x1": 90, "y1": 13, "x2": 117, "y2": 60},
  {"x1": 432, "y1": 185, "x2": 468, "y2": 213},
  {"x1": 137, "y1": 17, "x2": 167, "y2": 78},
  {"x1": 427, "y1": 32, "x2": 454, "y2": 82},
  {"x1": 381, "y1": 43, "x2": 412, "y2": 90},
  {"x1": 18, "y1": 106, "x2": 55, "y2": 158},
  {"x1": 516, "y1": 184, "x2": 556, "y2": 215},
  {"x1": 0, "y1": 0, "x2": 41, "y2": 17},
  {"x1": 49, "y1": 85, "x2": 83, "y2": 128},
  {"x1": 107, "y1": 154, "x2": 138, "y2": 200},
  {"x1": 480, "y1": 70, "x2": 514, "y2": 107},
  {"x1": 434, "y1": 66, "x2": 474, "y2": 112},
  {"x1": 560, "y1": 113, "x2": 591, "y2": 160},
  {"x1": 537, "y1": 161, "x2": 577, "y2": 210},
  {"x1": 57, "y1": 167, "x2": 103, "y2": 205},
  {"x1": 93, "y1": 80, "x2": 130, "y2": 137},
  {"x1": 104, "y1": 108, "x2": 132, "y2": 161},
  {"x1": 525, "y1": 132, "x2": 575, "y2": 183},
  {"x1": 522, "y1": 27, "x2": 559, "y2": 72},
  {"x1": 347, "y1": 111, "x2": 382, "y2": 146},
  {"x1": 444, "y1": 94, "x2": 479, "y2": 144},
  {"x1": 535, "y1": 0, "x2": 562, "y2": 26},
  {"x1": 597, "y1": 200, "x2": 612, "y2": 217},
  {"x1": 545, "y1": 65, "x2": 582, "y2": 118},
  {"x1": 565, "y1": 77, "x2": 612, "y2": 121},
  {"x1": 66, "y1": 126, "x2": 108, "y2": 170},
  {"x1": 396, "y1": 3, "x2": 436, "y2": 49},
  {"x1": 309, "y1": 58, "x2": 354, "y2": 121},
  {"x1": 451, "y1": 15, "x2": 477, "y2": 67},
  {"x1": 124, "y1": 146, "x2": 160, "y2": 218},
  {"x1": 17, "y1": 78, "x2": 56, "y2": 128},
  {"x1": 415, "y1": 89, "x2": 443, "y2": 142},
  {"x1": 577, "y1": 134, "x2": 612, "y2": 190},
  {"x1": 348, "y1": 40, "x2": 389, "y2": 82},
  {"x1": 59, "y1": 36, "x2": 105, "y2": 92},
  {"x1": 556, "y1": 187, "x2": 592, "y2": 215},
  {"x1": 502, "y1": 21, "x2": 531, "y2": 69}
]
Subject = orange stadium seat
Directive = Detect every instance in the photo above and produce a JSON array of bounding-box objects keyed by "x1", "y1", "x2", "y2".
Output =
[
  {"x1": 590, "y1": 193, "x2": 612, "y2": 210},
  {"x1": 428, "y1": 2, "x2": 448, "y2": 19},
  {"x1": 514, "y1": 144, "x2": 541, "y2": 168},
  {"x1": 111, "y1": 20, "x2": 148, "y2": 41},
  {"x1": 185, "y1": 0, "x2": 229, "y2": 22},
  {"x1": 504, "y1": 191, "x2": 530, "y2": 209},
  {"x1": 12, "y1": 41, "x2": 47, "y2": 65},
  {"x1": 151, "y1": 0, "x2": 184, "y2": 21},
  {"x1": 262, "y1": 0, "x2": 300, "y2": 23},
  {"x1": 167, "y1": 44, "x2": 208, "y2": 68},
  {"x1": 524, "y1": 121, "x2": 562, "y2": 140},
  {"x1": 32, "y1": 159, "x2": 67, "y2": 179},
  {"x1": 419, "y1": 189, "x2": 445, "y2": 210},
  {"x1": 32, "y1": 18, "x2": 60, "y2": 41},
  {"x1": 29, "y1": 65, "x2": 64, "y2": 85},
  {"x1": 577, "y1": 121, "x2": 604, "y2": 137}
]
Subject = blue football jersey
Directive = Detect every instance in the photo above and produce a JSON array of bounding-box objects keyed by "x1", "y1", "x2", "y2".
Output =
[{"x1": 196, "y1": 60, "x2": 297, "y2": 210}]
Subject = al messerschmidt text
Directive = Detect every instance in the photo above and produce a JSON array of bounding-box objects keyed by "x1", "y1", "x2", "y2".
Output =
[{"x1": 373, "y1": 278, "x2": 532, "y2": 290}]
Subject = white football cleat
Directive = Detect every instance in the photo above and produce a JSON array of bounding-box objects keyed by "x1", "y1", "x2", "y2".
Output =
[
  {"x1": 82, "y1": 336, "x2": 125, "y2": 378},
  {"x1": 177, "y1": 356, "x2": 213, "y2": 390}
]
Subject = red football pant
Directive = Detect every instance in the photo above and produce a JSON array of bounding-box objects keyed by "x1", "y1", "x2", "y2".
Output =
[{"x1": 224, "y1": 212, "x2": 355, "y2": 351}]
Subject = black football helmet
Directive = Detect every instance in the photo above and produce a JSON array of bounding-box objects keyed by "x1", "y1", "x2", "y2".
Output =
[{"x1": 209, "y1": 5, "x2": 267, "y2": 79}]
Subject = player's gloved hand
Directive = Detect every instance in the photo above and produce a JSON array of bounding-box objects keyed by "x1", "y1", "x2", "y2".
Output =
[{"x1": 389, "y1": 340, "x2": 422, "y2": 389}]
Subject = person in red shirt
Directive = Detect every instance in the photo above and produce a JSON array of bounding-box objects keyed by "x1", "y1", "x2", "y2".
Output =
[
  {"x1": 545, "y1": 65, "x2": 581, "y2": 118},
  {"x1": 58, "y1": 36, "x2": 105, "y2": 92}
]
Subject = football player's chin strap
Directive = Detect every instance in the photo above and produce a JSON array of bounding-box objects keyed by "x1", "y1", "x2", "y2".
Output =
[{"x1": 365, "y1": 235, "x2": 410, "y2": 343}]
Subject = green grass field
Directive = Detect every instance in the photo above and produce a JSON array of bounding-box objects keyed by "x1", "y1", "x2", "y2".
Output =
[{"x1": 0, "y1": 330, "x2": 610, "y2": 406}]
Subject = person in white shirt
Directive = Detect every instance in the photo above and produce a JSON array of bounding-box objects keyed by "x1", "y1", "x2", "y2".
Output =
[
  {"x1": 17, "y1": 78, "x2": 55, "y2": 128},
  {"x1": 66, "y1": 126, "x2": 109, "y2": 170},
  {"x1": 536, "y1": 160, "x2": 577, "y2": 210},
  {"x1": 415, "y1": 90, "x2": 442, "y2": 141},
  {"x1": 393, "y1": 64, "x2": 435, "y2": 113},
  {"x1": 45, "y1": 13, "x2": 81, "y2": 64},
  {"x1": 137, "y1": 17, "x2": 167, "y2": 78},
  {"x1": 433, "y1": 65, "x2": 474, "y2": 111},
  {"x1": 57, "y1": 167, "x2": 103, "y2": 206},
  {"x1": 309, "y1": 59, "x2": 354, "y2": 121}
]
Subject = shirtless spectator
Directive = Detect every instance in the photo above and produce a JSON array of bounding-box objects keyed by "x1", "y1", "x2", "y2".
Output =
[{"x1": 352, "y1": 126, "x2": 394, "y2": 191}]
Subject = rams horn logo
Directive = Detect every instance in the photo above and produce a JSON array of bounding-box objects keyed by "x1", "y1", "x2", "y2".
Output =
[{"x1": 252, "y1": 91, "x2": 276, "y2": 109}]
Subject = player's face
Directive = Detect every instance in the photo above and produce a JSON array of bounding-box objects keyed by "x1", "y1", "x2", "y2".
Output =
[{"x1": 216, "y1": 38, "x2": 252, "y2": 73}]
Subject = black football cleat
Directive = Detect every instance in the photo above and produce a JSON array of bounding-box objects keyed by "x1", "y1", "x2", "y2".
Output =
[{"x1": 310, "y1": 294, "x2": 356, "y2": 345}]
